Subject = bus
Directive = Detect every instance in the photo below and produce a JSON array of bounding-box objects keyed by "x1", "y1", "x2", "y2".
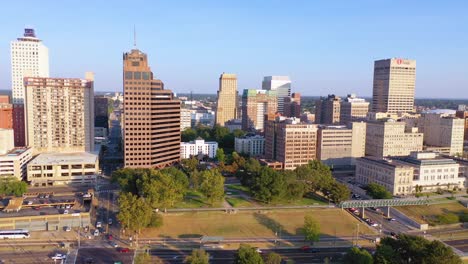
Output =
[{"x1": 0, "y1": 229, "x2": 30, "y2": 239}]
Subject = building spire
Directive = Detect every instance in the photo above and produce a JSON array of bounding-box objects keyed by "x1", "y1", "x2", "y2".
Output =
[{"x1": 133, "y1": 25, "x2": 137, "y2": 48}]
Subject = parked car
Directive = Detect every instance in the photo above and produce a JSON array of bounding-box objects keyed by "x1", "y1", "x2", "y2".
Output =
[
  {"x1": 117, "y1": 248, "x2": 130, "y2": 253},
  {"x1": 96, "y1": 222, "x2": 102, "y2": 228},
  {"x1": 387, "y1": 218, "x2": 396, "y2": 221},
  {"x1": 109, "y1": 241, "x2": 118, "y2": 248},
  {"x1": 63, "y1": 210, "x2": 69, "y2": 215},
  {"x1": 64, "y1": 226, "x2": 71, "y2": 232},
  {"x1": 93, "y1": 229, "x2": 99, "y2": 236},
  {"x1": 108, "y1": 218, "x2": 113, "y2": 225},
  {"x1": 107, "y1": 234, "x2": 113, "y2": 240},
  {"x1": 27, "y1": 201, "x2": 33, "y2": 205},
  {"x1": 51, "y1": 253, "x2": 67, "y2": 260}
]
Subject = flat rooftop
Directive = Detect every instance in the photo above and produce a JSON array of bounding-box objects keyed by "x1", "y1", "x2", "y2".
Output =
[
  {"x1": 29, "y1": 152, "x2": 98, "y2": 165},
  {"x1": 0, "y1": 147, "x2": 30, "y2": 157}
]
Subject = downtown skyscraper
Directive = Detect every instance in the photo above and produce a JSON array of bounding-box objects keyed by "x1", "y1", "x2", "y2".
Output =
[
  {"x1": 123, "y1": 48, "x2": 181, "y2": 168},
  {"x1": 10, "y1": 28, "x2": 49, "y2": 146},
  {"x1": 372, "y1": 58, "x2": 416, "y2": 114},
  {"x1": 215, "y1": 73, "x2": 238, "y2": 126}
]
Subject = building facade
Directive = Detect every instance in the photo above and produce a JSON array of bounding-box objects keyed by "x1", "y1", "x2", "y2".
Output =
[
  {"x1": 284, "y1": 92, "x2": 301, "y2": 118},
  {"x1": 225, "y1": 119, "x2": 242, "y2": 132},
  {"x1": 315, "y1": 94, "x2": 341, "y2": 125},
  {"x1": 265, "y1": 117, "x2": 318, "y2": 170},
  {"x1": 241, "y1": 89, "x2": 277, "y2": 131},
  {"x1": 365, "y1": 120, "x2": 423, "y2": 158},
  {"x1": 317, "y1": 122, "x2": 366, "y2": 167},
  {"x1": 0, "y1": 129, "x2": 32, "y2": 180},
  {"x1": 94, "y1": 96, "x2": 109, "y2": 130},
  {"x1": 235, "y1": 135, "x2": 265, "y2": 157},
  {"x1": 262, "y1": 76, "x2": 291, "y2": 114},
  {"x1": 372, "y1": 58, "x2": 416, "y2": 114},
  {"x1": 123, "y1": 48, "x2": 181, "y2": 169},
  {"x1": 27, "y1": 152, "x2": 99, "y2": 186},
  {"x1": 24, "y1": 74, "x2": 95, "y2": 154},
  {"x1": 0, "y1": 95, "x2": 13, "y2": 129},
  {"x1": 180, "y1": 137, "x2": 218, "y2": 159},
  {"x1": 417, "y1": 113, "x2": 465, "y2": 156},
  {"x1": 180, "y1": 108, "x2": 192, "y2": 131},
  {"x1": 340, "y1": 94, "x2": 369, "y2": 125},
  {"x1": 455, "y1": 111, "x2": 468, "y2": 142},
  {"x1": 215, "y1": 73, "x2": 238, "y2": 126}
]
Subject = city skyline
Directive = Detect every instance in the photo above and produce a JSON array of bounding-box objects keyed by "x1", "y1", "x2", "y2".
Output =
[{"x1": 0, "y1": 1, "x2": 467, "y2": 98}]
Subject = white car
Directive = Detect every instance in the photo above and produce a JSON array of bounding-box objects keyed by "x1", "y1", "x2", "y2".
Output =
[
  {"x1": 64, "y1": 226, "x2": 71, "y2": 232},
  {"x1": 93, "y1": 229, "x2": 100, "y2": 236},
  {"x1": 96, "y1": 221, "x2": 102, "y2": 228},
  {"x1": 51, "y1": 253, "x2": 67, "y2": 260},
  {"x1": 27, "y1": 201, "x2": 33, "y2": 205},
  {"x1": 63, "y1": 210, "x2": 69, "y2": 215}
]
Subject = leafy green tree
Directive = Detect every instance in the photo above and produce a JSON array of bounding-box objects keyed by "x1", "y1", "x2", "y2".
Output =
[
  {"x1": 0, "y1": 177, "x2": 27, "y2": 197},
  {"x1": 182, "y1": 128, "x2": 198, "y2": 142},
  {"x1": 344, "y1": 247, "x2": 373, "y2": 264},
  {"x1": 184, "y1": 249, "x2": 210, "y2": 264},
  {"x1": 264, "y1": 252, "x2": 282, "y2": 264},
  {"x1": 216, "y1": 148, "x2": 226, "y2": 164},
  {"x1": 117, "y1": 192, "x2": 158, "y2": 233},
  {"x1": 234, "y1": 244, "x2": 264, "y2": 264},
  {"x1": 199, "y1": 170, "x2": 225, "y2": 205},
  {"x1": 250, "y1": 167, "x2": 287, "y2": 203},
  {"x1": 303, "y1": 214, "x2": 320, "y2": 243},
  {"x1": 112, "y1": 168, "x2": 149, "y2": 194},
  {"x1": 374, "y1": 234, "x2": 461, "y2": 264},
  {"x1": 182, "y1": 157, "x2": 199, "y2": 173},
  {"x1": 328, "y1": 182, "x2": 350, "y2": 204},
  {"x1": 295, "y1": 160, "x2": 333, "y2": 193},
  {"x1": 139, "y1": 171, "x2": 188, "y2": 209},
  {"x1": 366, "y1": 183, "x2": 392, "y2": 199},
  {"x1": 233, "y1": 129, "x2": 246, "y2": 138}
]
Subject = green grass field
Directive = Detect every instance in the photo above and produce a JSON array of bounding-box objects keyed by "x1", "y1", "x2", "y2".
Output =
[
  {"x1": 141, "y1": 208, "x2": 376, "y2": 239},
  {"x1": 173, "y1": 190, "x2": 222, "y2": 208},
  {"x1": 225, "y1": 197, "x2": 254, "y2": 207},
  {"x1": 396, "y1": 201, "x2": 468, "y2": 225}
]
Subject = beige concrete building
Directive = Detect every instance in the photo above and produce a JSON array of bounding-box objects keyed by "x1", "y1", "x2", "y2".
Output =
[
  {"x1": 455, "y1": 111, "x2": 468, "y2": 142},
  {"x1": 340, "y1": 94, "x2": 369, "y2": 125},
  {"x1": 181, "y1": 108, "x2": 192, "y2": 131},
  {"x1": 123, "y1": 48, "x2": 181, "y2": 169},
  {"x1": 241, "y1": 89, "x2": 277, "y2": 131},
  {"x1": 365, "y1": 120, "x2": 423, "y2": 158},
  {"x1": 235, "y1": 135, "x2": 265, "y2": 157},
  {"x1": 0, "y1": 129, "x2": 15, "y2": 155},
  {"x1": 24, "y1": 74, "x2": 95, "y2": 154},
  {"x1": 315, "y1": 94, "x2": 341, "y2": 125},
  {"x1": 0, "y1": 128, "x2": 32, "y2": 180},
  {"x1": 356, "y1": 157, "x2": 414, "y2": 195},
  {"x1": 317, "y1": 122, "x2": 366, "y2": 166},
  {"x1": 27, "y1": 152, "x2": 99, "y2": 186},
  {"x1": 265, "y1": 117, "x2": 318, "y2": 170},
  {"x1": 404, "y1": 113, "x2": 465, "y2": 156},
  {"x1": 215, "y1": 73, "x2": 238, "y2": 126},
  {"x1": 372, "y1": 58, "x2": 416, "y2": 114}
]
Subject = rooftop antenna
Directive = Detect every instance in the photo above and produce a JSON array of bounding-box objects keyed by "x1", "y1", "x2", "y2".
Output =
[{"x1": 133, "y1": 25, "x2": 137, "y2": 48}]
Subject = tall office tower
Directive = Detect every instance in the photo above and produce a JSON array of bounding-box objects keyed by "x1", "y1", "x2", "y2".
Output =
[
  {"x1": 417, "y1": 113, "x2": 464, "y2": 156},
  {"x1": 284, "y1": 92, "x2": 301, "y2": 118},
  {"x1": 241, "y1": 89, "x2": 277, "y2": 131},
  {"x1": 265, "y1": 117, "x2": 318, "y2": 170},
  {"x1": 372, "y1": 58, "x2": 416, "y2": 114},
  {"x1": 365, "y1": 120, "x2": 423, "y2": 158},
  {"x1": 94, "y1": 96, "x2": 109, "y2": 130},
  {"x1": 0, "y1": 95, "x2": 13, "y2": 129},
  {"x1": 123, "y1": 48, "x2": 181, "y2": 169},
  {"x1": 317, "y1": 122, "x2": 366, "y2": 166},
  {"x1": 340, "y1": 94, "x2": 369, "y2": 125},
  {"x1": 215, "y1": 73, "x2": 238, "y2": 126},
  {"x1": 455, "y1": 111, "x2": 468, "y2": 142},
  {"x1": 262, "y1": 76, "x2": 291, "y2": 114},
  {"x1": 11, "y1": 28, "x2": 49, "y2": 147},
  {"x1": 315, "y1": 94, "x2": 341, "y2": 125},
  {"x1": 24, "y1": 73, "x2": 95, "y2": 154}
]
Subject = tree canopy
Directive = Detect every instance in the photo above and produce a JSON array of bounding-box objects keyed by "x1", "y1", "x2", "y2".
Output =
[
  {"x1": 185, "y1": 249, "x2": 210, "y2": 264},
  {"x1": 303, "y1": 214, "x2": 320, "y2": 243},
  {"x1": 365, "y1": 183, "x2": 393, "y2": 199},
  {"x1": 199, "y1": 169, "x2": 225, "y2": 205},
  {"x1": 234, "y1": 244, "x2": 264, "y2": 264},
  {"x1": 344, "y1": 247, "x2": 373, "y2": 264},
  {"x1": 0, "y1": 177, "x2": 28, "y2": 197}
]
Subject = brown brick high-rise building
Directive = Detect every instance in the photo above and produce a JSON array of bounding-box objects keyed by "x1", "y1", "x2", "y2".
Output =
[
  {"x1": 123, "y1": 49, "x2": 180, "y2": 169},
  {"x1": 241, "y1": 89, "x2": 277, "y2": 131},
  {"x1": 315, "y1": 94, "x2": 341, "y2": 125},
  {"x1": 284, "y1": 92, "x2": 301, "y2": 118},
  {"x1": 0, "y1": 95, "x2": 13, "y2": 129},
  {"x1": 456, "y1": 111, "x2": 468, "y2": 142}
]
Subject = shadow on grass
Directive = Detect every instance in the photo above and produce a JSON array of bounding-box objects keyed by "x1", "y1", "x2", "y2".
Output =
[
  {"x1": 253, "y1": 213, "x2": 293, "y2": 237},
  {"x1": 178, "y1": 234, "x2": 203, "y2": 238}
]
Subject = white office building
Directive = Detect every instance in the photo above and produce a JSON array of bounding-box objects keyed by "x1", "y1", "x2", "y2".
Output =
[
  {"x1": 11, "y1": 28, "x2": 49, "y2": 104},
  {"x1": 235, "y1": 135, "x2": 265, "y2": 157},
  {"x1": 180, "y1": 137, "x2": 218, "y2": 159},
  {"x1": 262, "y1": 76, "x2": 291, "y2": 114}
]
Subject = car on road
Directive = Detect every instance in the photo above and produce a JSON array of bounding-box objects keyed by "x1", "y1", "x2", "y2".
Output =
[
  {"x1": 96, "y1": 221, "x2": 102, "y2": 228},
  {"x1": 109, "y1": 241, "x2": 118, "y2": 248},
  {"x1": 63, "y1": 210, "x2": 69, "y2": 214},
  {"x1": 107, "y1": 234, "x2": 113, "y2": 240},
  {"x1": 33, "y1": 206, "x2": 41, "y2": 210},
  {"x1": 387, "y1": 218, "x2": 396, "y2": 221},
  {"x1": 108, "y1": 218, "x2": 113, "y2": 225},
  {"x1": 300, "y1": 245, "x2": 319, "y2": 253},
  {"x1": 64, "y1": 226, "x2": 71, "y2": 232},
  {"x1": 390, "y1": 232, "x2": 397, "y2": 237},
  {"x1": 254, "y1": 247, "x2": 262, "y2": 253},
  {"x1": 93, "y1": 229, "x2": 99, "y2": 236},
  {"x1": 51, "y1": 253, "x2": 67, "y2": 260},
  {"x1": 117, "y1": 248, "x2": 130, "y2": 253},
  {"x1": 84, "y1": 257, "x2": 95, "y2": 264},
  {"x1": 27, "y1": 201, "x2": 33, "y2": 205}
]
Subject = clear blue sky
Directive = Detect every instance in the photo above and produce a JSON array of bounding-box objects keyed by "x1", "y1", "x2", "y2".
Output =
[{"x1": 1, "y1": 0, "x2": 467, "y2": 98}]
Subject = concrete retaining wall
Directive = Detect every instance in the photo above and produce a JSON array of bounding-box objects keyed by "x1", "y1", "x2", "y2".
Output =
[
  {"x1": 0, "y1": 213, "x2": 90, "y2": 231},
  {"x1": 390, "y1": 207, "x2": 429, "y2": 230}
]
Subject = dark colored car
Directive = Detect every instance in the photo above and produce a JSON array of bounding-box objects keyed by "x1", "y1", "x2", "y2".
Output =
[{"x1": 300, "y1": 246, "x2": 319, "y2": 253}]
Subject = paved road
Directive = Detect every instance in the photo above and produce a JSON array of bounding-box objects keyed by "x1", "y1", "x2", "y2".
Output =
[
  {"x1": 0, "y1": 250, "x2": 66, "y2": 264},
  {"x1": 76, "y1": 248, "x2": 133, "y2": 264},
  {"x1": 444, "y1": 239, "x2": 468, "y2": 253}
]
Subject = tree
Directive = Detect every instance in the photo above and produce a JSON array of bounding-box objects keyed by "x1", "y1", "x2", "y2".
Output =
[
  {"x1": 182, "y1": 128, "x2": 198, "y2": 142},
  {"x1": 328, "y1": 182, "x2": 350, "y2": 204},
  {"x1": 250, "y1": 167, "x2": 287, "y2": 203},
  {"x1": 233, "y1": 129, "x2": 246, "y2": 138},
  {"x1": 134, "y1": 252, "x2": 152, "y2": 264},
  {"x1": 264, "y1": 252, "x2": 282, "y2": 264},
  {"x1": 185, "y1": 249, "x2": 210, "y2": 264},
  {"x1": 344, "y1": 247, "x2": 373, "y2": 264},
  {"x1": 234, "y1": 244, "x2": 264, "y2": 264},
  {"x1": 374, "y1": 234, "x2": 461, "y2": 264},
  {"x1": 117, "y1": 192, "x2": 158, "y2": 233},
  {"x1": 182, "y1": 157, "x2": 199, "y2": 173},
  {"x1": 199, "y1": 170, "x2": 225, "y2": 205},
  {"x1": 216, "y1": 148, "x2": 226, "y2": 164},
  {"x1": 295, "y1": 160, "x2": 334, "y2": 193},
  {"x1": 138, "y1": 170, "x2": 188, "y2": 209},
  {"x1": 0, "y1": 177, "x2": 27, "y2": 197},
  {"x1": 303, "y1": 214, "x2": 320, "y2": 243},
  {"x1": 366, "y1": 183, "x2": 392, "y2": 199}
]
